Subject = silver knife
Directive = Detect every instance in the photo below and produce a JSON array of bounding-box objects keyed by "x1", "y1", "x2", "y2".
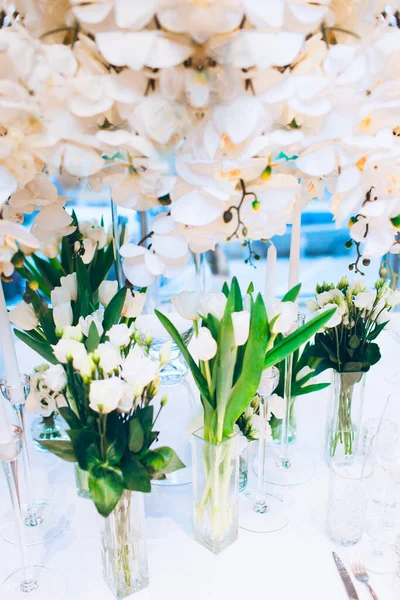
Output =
[{"x1": 333, "y1": 552, "x2": 360, "y2": 600}]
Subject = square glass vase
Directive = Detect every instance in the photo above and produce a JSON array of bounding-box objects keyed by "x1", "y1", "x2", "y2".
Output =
[
  {"x1": 100, "y1": 490, "x2": 149, "y2": 599},
  {"x1": 192, "y1": 428, "x2": 239, "y2": 554}
]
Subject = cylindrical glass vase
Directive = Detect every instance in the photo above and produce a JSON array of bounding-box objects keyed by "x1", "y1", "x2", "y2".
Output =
[
  {"x1": 239, "y1": 436, "x2": 248, "y2": 493},
  {"x1": 100, "y1": 491, "x2": 149, "y2": 599},
  {"x1": 326, "y1": 456, "x2": 371, "y2": 546},
  {"x1": 326, "y1": 371, "x2": 365, "y2": 460},
  {"x1": 31, "y1": 413, "x2": 68, "y2": 452},
  {"x1": 74, "y1": 465, "x2": 91, "y2": 500},
  {"x1": 192, "y1": 428, "x2": 239, "y2": 554}
]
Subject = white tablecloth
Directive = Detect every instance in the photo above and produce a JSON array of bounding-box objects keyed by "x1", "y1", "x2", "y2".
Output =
[{"x1": 0, "y1": 333, "x2": 399, "y2": 600}]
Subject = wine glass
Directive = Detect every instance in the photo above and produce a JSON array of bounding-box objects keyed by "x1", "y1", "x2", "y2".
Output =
[{"x1": 239, "y1": 367, "x2": 290, "y2": 533}]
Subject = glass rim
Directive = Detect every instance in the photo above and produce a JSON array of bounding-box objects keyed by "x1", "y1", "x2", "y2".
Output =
[
  {"x1": 0, "y1": 374, "x2": 30, "y2": 388},
  {"x1": 192, "y1": 427, "x2": 239, "y2": 445}
]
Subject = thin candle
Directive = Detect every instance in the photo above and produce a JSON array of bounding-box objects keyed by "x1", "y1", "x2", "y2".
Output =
[
  {"x1": 288, "y1": 201, "x2": 302, "y2": 292},
  {"x1": 264, "y1": 241, "x2": 277, "y2": 311},
  {"x1": 0, "y1": 284, "x2": 15, "y2": 443}
]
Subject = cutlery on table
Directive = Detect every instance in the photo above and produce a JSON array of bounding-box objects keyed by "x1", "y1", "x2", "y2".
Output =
[
  {"x1": 332, "y1": 551, "x2": 359, "y2": 600},
  {"x1": 349, "y1": 550, "x2": 380, "y2": 600}
]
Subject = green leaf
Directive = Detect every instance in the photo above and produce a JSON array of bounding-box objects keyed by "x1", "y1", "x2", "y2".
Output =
[
  {"x1": 105, "y1": 412, "x2": 127, "y2": 465},
  {"x1": 89, "y1": 464, "x2": 124, "y2": 517},
  {"x1": 155, "y1": 310, "x2": 211, "y2": 404},
  {"x1": 264, "y1": 308, "x2": 337, "y2": 369},
  {"x1": 129, "y1": 418, "x2": 145, "y2": 453},
  {"x1": 121, "y1": 453, "x2": 151, "y2": 493},
  {"x1": 68, "y1": 429, "x2": 101, "y2": 471},
  {"x1": 223, "y1": 293, "x2": 268, "y2": 438},
  {"x1": 61, "y1": 235, "x2": 73, "y2": 273},
  {"x1": 86, "y1": 320, "x2": 101, "y2": 352},
  {"x1": 76, "y1": 255, "x2": 91, "y2": 298},
  {"x1": 349, "y1": 335, "x2": 360, "y2": 349},
  {"x1": 102, "y1": 287, "x2": 127, "y2": 336},
  {"x1": 246, "y1": 282, "x2": 255, "y2": 295},
  {"x1": 14, "y1": 330, "x2": 57, "y2": 364},
  {"x1": 366, "y1": 343, "x2": 381, "y2": 368},
  {"x1": 282, "y1": 283, "x2": 301, "y2": 303},
  {"x1": 367, "y1": 321, "x2": 388, "y2": 341},
  {"x1": 30, "y1": 292, "x2": 57, "y2": 345},
  {"x1": 152, "y1": 447, "x2": 185, "y2": 474},
  {"x1": 58, "y1": 406, "x2": 81, "y2": 429},
  {"x1": 221, "y1": 281, "x2": 230, "y2": 297},
  {"x1": 90, "y1": 243, "x2": 114, "y2": 292},
  {"x1": 292, "y1": 382, "x2": 331, "y2": 397},
  {"x1": 38, "y1": 440, "x2": 76, "y2": 461},
  {"x1": 31, "y1": 254, "x2": 62, "y2": 288}
]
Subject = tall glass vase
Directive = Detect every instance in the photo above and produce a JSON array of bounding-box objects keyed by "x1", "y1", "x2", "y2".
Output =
[
  {"x1": 100, "y1": 490, "x2": 149, "y2": 599},
  {"x1": 31, "y1": 412, "x2": 68, "y2": 452},
  {"x1": 192, "y1": 428, "x2": 239, "y2": 554},
  {"x1": 326, "y1": 371, "x2": 366, "y2": 461}
]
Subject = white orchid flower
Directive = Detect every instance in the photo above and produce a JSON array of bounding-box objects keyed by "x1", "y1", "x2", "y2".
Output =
[
  {"x1": 231, "y1": 310, "x2": 250, "y2": 346},
  {"x1": 89, "y1": 378, "x2": 123, "y2": 414},
  {"x1": 191, "y1": 327, "x2": 217, "y2": 362},
  {"x1": 171, "y1": 291, "x2": 201, "y2": 321},
  {"x1": 60, "y1": 273, "x2": 77, "y2": 302},
  {"x1": 199, "y1": 292, "x2": 227, "y2": 321},
  {"x1": 94, "y1": 342, "x2": 121, "y2": 375},
  {"x1": 44, "y1": 365, "x2": 67, "y2": 394},
  {"x1": 9, "y1": 302, "x2": 38, "y2": 331},
  {"x1": 53, "y1": 302, "x2": 73, "y2": 333},
  {"x1": 79, "y1": 309, "x2": 104, "y2": 338},
  {"x1": 269, "y1": 301, "x2": 298, "y2": 335},
  {"x1": 107, "y1": 324, "x2": 132, "y2": 348}
]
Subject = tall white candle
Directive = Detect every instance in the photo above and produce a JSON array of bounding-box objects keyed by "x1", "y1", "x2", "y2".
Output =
[
  {"x1": 0, "y1": 283, "x2": 24, "y2": 416},
  {"x1": 264, "y1": 241, "x2": 277, "y2": 311},
  {"x1": 288, "y1": 201, "x2": 302, "y2": 292}
]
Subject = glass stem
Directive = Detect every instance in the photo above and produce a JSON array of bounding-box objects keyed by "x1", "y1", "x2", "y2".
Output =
[
  {"x1": 111, "y1": 198, "x2": 124, "y2": 289},
  {"x1": 194, "y1": 252, "x2": 206, "y2": 292},
  {"x1": 12, "y1": 405, "x2": 42, "y2": 527},
  {"x1": 278, "y1": 353, "x2": 293, "y2": 470},
  {"x1": 254, "y1": 396, "x2": 269, "y2": 513},
  {"x1": 2, "y1": 458, "x2": 38, "y2": 592}
]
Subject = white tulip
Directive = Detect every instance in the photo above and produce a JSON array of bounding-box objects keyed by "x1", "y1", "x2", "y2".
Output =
[
  {"x1": 44, "y1": 364, "x2": 67, "y2": 393},
  {"x1": 62, "y1": 325, "x2": 83, "y2": 341},
  {"x1": 121, "y1": 348, "x2": 159, "y2": 394},
  {"x1": 51, "y1": 286, "x2": 71, "y2": 307},
  {"x1": 171, "y1": 291, "x2": 201, "y2": 320},
  {"x1": 191, "y1": 327, "x2": 217, "y2": 361},
  {"x1": 354, "y1": 290, "x2": 376, "y2": 310},
  {"x1": 199, "y1": 292, "x2": 227, "y2": 321},
  {"x1": 269, "y1": 301, "x2": 298, "y2": 335},
  {"x1": 9, "y1": 302, "x2": 38, "y2": 331},
  {"x1": 73, "y1": 352, "x2": 95, "y2": 378},
  {"x1": 79, "y1": 309, "x2": 104, "y2": 337},
  {"x1": 52, "y1": 339, "x2": 88, "y2": 364},
  {"x1": 60, "y1": 273, "x2": 77, "y2": 302},
  {"x1": 89, "y1": 378, "x2": 122, "y2": 414},
  {"x1": 53, "y1": 302, "x2": 73, "y2": 333},
  {"x1": 107, "y1": 324, "x2": 132, "y2": 348},
  {"x1": 231, "y1": 310, "x2": 250, "y2": 346},
  {"x1": 95, "y1": 342, "x2": 121, "y2": 374},
  {"x1": 123, "y1": 291, "x2": 146, "y2": 318},
  {"x1": 99, "y1": 280, "x2": 118, "y2": 307}
]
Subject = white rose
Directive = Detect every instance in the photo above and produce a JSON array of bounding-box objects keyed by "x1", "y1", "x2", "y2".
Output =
[
  {"x1": 53, "y1": 302, "x2": 73, "y2": 333},
  {"x1": 171, "y1": 291, "x2": 201, "y2": 320},
  {"x1": 317, "y1": 289, "x2": 345, "y2": 308},
  {"x1": 117, "y1": 381, "x2": 136, "y2": 413},
  {"x1": 314, "y1": 305, "x2": 341, "y2": 328},
  {"x1": 51, "y1": 286, "x2": 71, "y2": 307},
  {"x1": 79, "y1": 309, "x2": 104, "y2": 337},
  {"x1": 191, "y1": 327, "x2": 217, "y2": 361},
  {"x1": 123, "y1": 291, "x2": 146, "y2": 318},
  {"x1": 354, "y1": 290, "x2": 376, "y2": 310},
  {"x1": 200, "y1": 292, "x2": 227, "y2": 321},
  {"x1": 44, "y1": 364, "x2": 67, "y2": 393},
  {"x1": 231, "y1": 310, "x2": 250, "y2": 346},
  {"x1": 384, "y1": 289, "x2": 400, "y2": 308},
  {"x1": 376, "y1": 308, "x2": 391, "y2": 326},
  {"x1": 9, "y1": 302, "x2": 38, "y2": 330},
  {"x1": 95, "y1": 342, "x2": 121, "y2": 374},
  {"x1": 107, "y1": 323, "x2": 132, "y2": 348},
  {"x1": 74, "y1": 353, "x2": 96, "y2": 378},
  {"x1": 62, "y1": 325, "x2": 83, "y2": 341},
  {"x1": 121, "y1": 348, "x2": 159, "y2": 394},
  {"x1": 52, "y1": 339, "x2": 87, "y2": 363},
  {"x1": 99, "y1": 280, "x2": 118, "y2": 307},
  {"x1": 269, "y1": 301, "x2": 298, "y2": 335},
  {"x1": 350, "y1": 280, "x2": 367, "y2": 295},
  {"x1": 89, "y1": 378, "x2": 122, "y2": 414},
  {"x1": 60, "y1": 273, "x2": 77, "y2": 302},
  {"x1": 306, "y1": 299, "x2": 319, "y2": 313}
]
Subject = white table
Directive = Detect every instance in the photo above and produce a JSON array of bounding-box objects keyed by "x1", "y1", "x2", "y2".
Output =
[{"x1": 0, "y1": 333, "x2": 399, "y2": 600}]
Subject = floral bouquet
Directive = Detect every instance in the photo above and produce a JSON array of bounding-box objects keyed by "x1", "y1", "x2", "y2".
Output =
[
  {"x1": 307, "y1": 277, "x2": 400, "y2": 457},
  {"x1": 157, "y1": 278, "x2": 335, "y2": 552},
  {"x1": 10, "y1": 258, "x2": 183, "y2": 517}
]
